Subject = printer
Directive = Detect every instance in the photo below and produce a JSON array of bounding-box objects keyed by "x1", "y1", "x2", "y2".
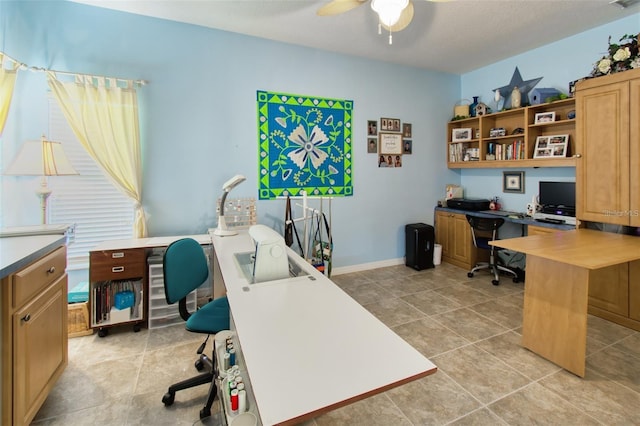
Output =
[{"x1": 446, "y1": 198, "x2": 491, "y2": 211}]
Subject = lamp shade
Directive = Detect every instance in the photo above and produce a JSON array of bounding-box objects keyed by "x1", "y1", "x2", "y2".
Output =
[
  {"x1": 371, "y1": 0, "x2": 409, "y2": 26},
  {"x1": 5, "y1": 137, "x2": 78, "y2": 176}
]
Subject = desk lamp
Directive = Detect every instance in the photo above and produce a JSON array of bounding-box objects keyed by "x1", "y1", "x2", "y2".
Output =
[
  {"x1": 4, "y1": 136, "x2": 78, "y2": 224},
  {"x1": 213, "y1": 174, "x2": 246, "y2": 236}
]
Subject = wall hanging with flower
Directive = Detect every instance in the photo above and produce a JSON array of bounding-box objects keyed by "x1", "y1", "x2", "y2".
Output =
[
  {"x1": 591, "y1": 33, "x2": 640, "y2": 77},
  {"x1": 257, "y1": 90, "x2": 353, "y2": 200}
]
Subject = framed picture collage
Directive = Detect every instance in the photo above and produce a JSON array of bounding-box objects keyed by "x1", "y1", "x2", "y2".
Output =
[{"x1": 367, "y1": 118, "x2": 412, "y2": 168}]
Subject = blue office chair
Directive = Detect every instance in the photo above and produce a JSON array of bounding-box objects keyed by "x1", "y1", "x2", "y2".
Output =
[
  {"x1": 466, "y1": 215, "x2": 519, "y2": 286},
  {"x1": 161, "y1": 238, "x2": 230, "y2": 420}
]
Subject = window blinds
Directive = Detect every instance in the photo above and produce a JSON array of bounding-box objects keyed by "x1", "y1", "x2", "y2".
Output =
[{"x1": 47, "y1": 97, "x2": 134, "y2": 270}]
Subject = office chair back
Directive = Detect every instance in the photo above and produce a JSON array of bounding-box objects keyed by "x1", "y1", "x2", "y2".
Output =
[
  {"x1": 163, "y1": 238, "x2": 209, "y2": 320},
  {"x1": 466, "y1": 215, "x2": 504, "y2": 249}
]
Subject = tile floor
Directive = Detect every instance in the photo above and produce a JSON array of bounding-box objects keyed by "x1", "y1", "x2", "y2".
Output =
[{"x1": 33, "y1": 262, "x2": 640, "y2": 425}]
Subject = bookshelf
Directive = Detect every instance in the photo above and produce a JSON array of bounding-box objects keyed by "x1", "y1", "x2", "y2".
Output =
[{"x1": 447, "y1": 98, "x2": 576, "y2": 169}]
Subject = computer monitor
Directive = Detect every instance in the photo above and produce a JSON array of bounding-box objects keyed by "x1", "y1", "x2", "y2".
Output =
[{"x1": 539, "y1": 181, "x2": 576, "y2": 209}]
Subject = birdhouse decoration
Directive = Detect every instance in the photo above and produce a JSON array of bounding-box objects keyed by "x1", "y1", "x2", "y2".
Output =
[{"x1": 475, "y1": 102, "x2": 490, "y2": 116}]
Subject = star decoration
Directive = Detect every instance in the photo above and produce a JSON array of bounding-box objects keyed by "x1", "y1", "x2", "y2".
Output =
[{"x1": 493, "y1": 67, "x2": 543, "y2": 109}]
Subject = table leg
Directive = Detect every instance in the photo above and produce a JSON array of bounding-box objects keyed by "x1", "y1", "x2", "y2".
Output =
[{"x1": 522, "y1": 255, "x2": 589, "y2": 377}]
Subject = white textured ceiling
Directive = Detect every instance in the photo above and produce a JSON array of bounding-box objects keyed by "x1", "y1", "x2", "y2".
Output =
[{"x1": 71, "y1": 0, "x2": 639, "y2": 74}]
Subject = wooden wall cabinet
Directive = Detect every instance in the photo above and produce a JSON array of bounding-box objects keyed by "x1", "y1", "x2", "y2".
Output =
[
  {"x1": 435, "y1": 211, "x2": 488, "y2": 270},
  {"x1": 1, "y1": 245, "x2": 68, "y2": 425},
  {"x1": 575, "y1": 68, "x2": 640, "y2": 226},
  {"x1": 447, "y1": 99, "x2": 577, "y2": 169}
]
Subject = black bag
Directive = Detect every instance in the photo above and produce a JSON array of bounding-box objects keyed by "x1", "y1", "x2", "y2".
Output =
[
  {"x1": 284, "y1": 196, "x2": 304, "y2": 255},
  {"x1": 284, "y1": 196, "x2": 294, "y2": 247},
  {"x1": 312, "y1": 213, "x2": 333, "y2": 277}
]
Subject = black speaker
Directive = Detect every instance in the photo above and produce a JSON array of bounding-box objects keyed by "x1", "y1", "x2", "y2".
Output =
[{"x1": 405, "y1": 223, "x2": 435, "y2": 271}]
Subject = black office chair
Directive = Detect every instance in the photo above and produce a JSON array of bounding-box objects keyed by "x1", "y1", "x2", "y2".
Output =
[
  {"x1": 466, "y1": 215, "x2": 519, "y2": 286},
  {"x1": 161, "y1": 238, "x2": 230, "y2": 420}
]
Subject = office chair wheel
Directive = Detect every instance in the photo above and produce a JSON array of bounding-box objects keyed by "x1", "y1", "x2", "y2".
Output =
[
  {"x1": 195, "y1": 359, "x2": 205, "y2": 371},
  {"x1": 467, "y1": 272, "x2": 474, "y2": 278},
  {"x1": 513, "y1": 277, "x2": 519, "y2": 283},
  {"x1": 491, "y1": 279, "x2": 499, "y2": 286},
  {"x1": 98, "y1": 328, "x2": 109, "y2": 338},
  {"x1": 133, "y1": 323, "x2": 141, "y2": 332},
  {"x1": 162, "y1": 391, "x2": 175, "y2": 406},
  {"x1": 199, "y1": 407, "x2": 211, "y2": 420}
]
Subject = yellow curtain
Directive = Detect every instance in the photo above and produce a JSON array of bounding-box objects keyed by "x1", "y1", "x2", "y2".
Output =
[
  {"x1": 46, "y1": 71, "x2": 147, "y2": 237},
  {"x1": 0, "y1": 53, "x2": 19, "y2": 137}
]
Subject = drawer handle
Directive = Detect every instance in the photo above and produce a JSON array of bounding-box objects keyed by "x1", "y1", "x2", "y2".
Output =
[
  {"x1": 112, "y1": 266, "x2": 125, "y2": 273},
  {"x1": 21, "y1": 314, "x2": 31, "y2": 322},
  {"x1": 112, "y1": 252, "x2": 125, "y2": 259},
  {"x1": 47, "y1": 266, "x2": 56, "y2": 274}
]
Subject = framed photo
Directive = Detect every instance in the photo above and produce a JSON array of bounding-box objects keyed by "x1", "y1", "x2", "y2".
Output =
[
  {"x1": 452, "y1": 128, "x2": 472, "y2": 142},
  {"x1": 403, "y1": 139, "x2": 412, "y2": 154},
  {"x1": 503, "y1": 171, "x2": 525, "y2": 193},
  {"x1": 378, "y1": 132, "x2": 403, "y2": 154},
  {"x1": 381, "y1": 117, "x2": 399, "y2": 131},
  {"x1": 367, "y1": 138, "x2": 378, "y2": 153},
  {"x1": 367, "y1": 120, "x2": 378, "y2": 136},
  {"x1": 534, "y1": 112, "x2": 555, "y2": 124},
  {"x1": 533, "y1": 134, "x2": 569, "y2": 158},
  {"x1": 402, "y1": 123, "x2": 412, "y2": 138}
]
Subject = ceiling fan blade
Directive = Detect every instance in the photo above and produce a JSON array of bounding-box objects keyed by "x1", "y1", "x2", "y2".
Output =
[
  {"x1": 317, "y1": 0, "x2": 367, "y2": 16},
  {"x1": 381, "y1": 0, "x2": 414, "y2": 32}
]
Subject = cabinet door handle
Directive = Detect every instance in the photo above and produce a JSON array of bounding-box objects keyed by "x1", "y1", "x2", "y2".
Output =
[
  {"x1": 21, "y1": 314, "x2": 31, "y2": 322},
  {"x1": 573, "y1": 154, "x2": 582, "y2": 158},
  {"x1": 47, "y1": 266, "x2": 56, "y2": 274},
  {"x1": 112, "y1": 266, "x2": 125, "y2": 273},
  {"x1": 112, "y1": 252, "x2": 125, "y2": 258}
]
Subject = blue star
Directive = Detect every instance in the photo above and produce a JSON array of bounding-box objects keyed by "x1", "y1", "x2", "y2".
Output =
[{"x1": 494, "y1": 67, "x2": 543, "y2": 109}]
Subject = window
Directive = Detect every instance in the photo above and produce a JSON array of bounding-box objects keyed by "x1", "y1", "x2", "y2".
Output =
[{"x1": 48, "y1": 97, "x2": 134, "y2": 270}]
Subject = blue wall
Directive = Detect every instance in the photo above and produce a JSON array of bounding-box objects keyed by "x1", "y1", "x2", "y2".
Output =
[
  {"x1": 1, "y1": 2, "x2": 637, "y2": 271},
  {"x1": 0, "y1": 0, "x2": 460, "y2": 271}
]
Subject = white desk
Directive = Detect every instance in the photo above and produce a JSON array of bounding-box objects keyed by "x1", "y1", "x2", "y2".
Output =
[{"x1": 211, "y1": 230, "x2": 437, "y2": 425}]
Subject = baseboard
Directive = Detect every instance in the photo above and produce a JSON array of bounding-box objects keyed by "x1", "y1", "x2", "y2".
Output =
[{"x1": 331, "y1": 258, "x2": 404, "y2": 276}]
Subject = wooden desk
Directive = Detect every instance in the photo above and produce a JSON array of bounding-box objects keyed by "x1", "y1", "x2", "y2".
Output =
[{"x1": 492, "y1": 229, "x2": 640, "y2": 377}]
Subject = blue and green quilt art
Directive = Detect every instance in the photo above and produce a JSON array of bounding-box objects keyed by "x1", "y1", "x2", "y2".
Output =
[{"x1": 257, "y1": 90, "x2": 353, "y2": 200}]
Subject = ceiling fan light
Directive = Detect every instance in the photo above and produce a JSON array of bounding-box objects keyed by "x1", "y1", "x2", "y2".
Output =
[{"x1": 371, "y1": 0, "x2": 409, "y2": 27}]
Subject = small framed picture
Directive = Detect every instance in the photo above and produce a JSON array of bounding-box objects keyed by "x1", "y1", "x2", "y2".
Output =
[
  {"x1": 380, "y1": 117, "x2": 396, "y2": 131},
  {"x1": 534, "y1": 134, "x2": 569, "y2": 158},
  {"x1": 402, "y1": 123, "x2": 412, "y2": 138},
  {"x1": 367, "y1": 120, "x2": 378, "y2": 136},
  {"x1": 503, "y1": 171, "x2": 525, "y2": 193},
  {"x1": 392, "y1": 119, "x2": 401, "y2": 132},
  {"x1": 403, "y1": 139, "x2": 412, "y2": 154},
  {"x1": 378, "y1": 132, "x2": 403, "y2": 154},
  {"x1": 367, "y1": 138, "x2": 378, "y2": 153},
  {"x1": 452, "y1": 128, "x2": 472, "y2": 142},
  {"x1": 534, "y1": 112, "x2": 556, "y2": 124}
]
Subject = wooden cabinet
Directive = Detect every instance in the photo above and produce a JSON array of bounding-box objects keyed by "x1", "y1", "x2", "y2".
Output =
[
  {"x1": 588, "y1": 264, "x2": 629, "y2": 317},
  {"x1": 575, "y1": 68, "x2": 640, "y2": 226},
  {"x1": 630, "y1": 260, "x2": 640, "y2": 321},
  {"x1": 587, "y1": 259, "x2": 640, "y2": 332},
  {"x1": 89, "y1": 247, "x2": 147, "y2": 336},
  {"x1": 435, "y1": 210, "x2": 487, "y2": 270},
  {"x1": 447, "y1": 99, "x2": 576, "y2": 169},
  {"x1": 1, "y1": 245, "x2": 68, "y2": 425},
  {"x1": 526, "y1": 225, "x2": 562, "y2": 236}
]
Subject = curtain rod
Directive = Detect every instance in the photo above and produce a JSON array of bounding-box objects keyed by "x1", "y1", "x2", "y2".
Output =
[{"x1": 0, "y1": 50, "x2": 148, "y2": 86}]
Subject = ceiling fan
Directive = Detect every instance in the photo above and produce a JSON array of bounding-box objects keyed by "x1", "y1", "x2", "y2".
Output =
[{"x1": 317, "y1": 0, "x2": 442, "y2": 44}]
